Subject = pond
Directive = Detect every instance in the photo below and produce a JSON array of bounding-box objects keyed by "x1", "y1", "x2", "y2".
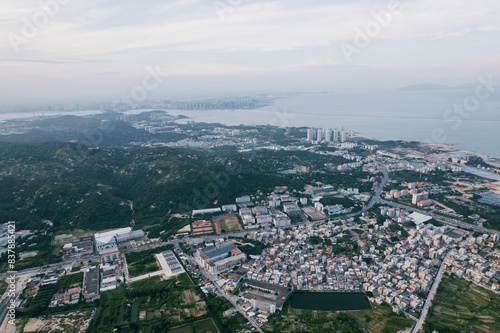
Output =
[{"x1": 290, "y1": 292, "x2": 372, "y2": 311}]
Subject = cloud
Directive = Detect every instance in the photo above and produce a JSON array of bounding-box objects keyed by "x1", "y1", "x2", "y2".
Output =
[
  {"x1": 429, "y1": 28, "x2": 471, "y2": 41},
  {"x1": 1, "y1": 0, "x2": 499, "y2": 102}
]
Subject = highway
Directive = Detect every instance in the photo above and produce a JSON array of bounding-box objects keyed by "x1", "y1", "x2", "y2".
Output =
[
  {"x1": 379, "y1": 199, "x2": 500, "y2": 237},
  {"x1": 0, "y1": 296, "x2": 14, "y2": 330},
  {"x1": 362, "y1": 163, "x2": 389, "y2": 212},
  {"x1": 0, "y1": 254, "x2": 101, "y2": 280}
]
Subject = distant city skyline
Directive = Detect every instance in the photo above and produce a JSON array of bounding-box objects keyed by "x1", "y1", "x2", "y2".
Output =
[{"x1": 1, "y1": 0, "x2": 500, "y2": 103}]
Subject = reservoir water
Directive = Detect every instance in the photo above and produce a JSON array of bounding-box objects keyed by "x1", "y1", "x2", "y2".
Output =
[{"x1": 289, "y1": 292, "x2": 372, "y2": 311}]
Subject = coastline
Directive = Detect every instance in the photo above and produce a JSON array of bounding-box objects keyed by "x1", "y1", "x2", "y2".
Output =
[{"x1": 1, "y1": 108, "x2": 499, "y2": 161}]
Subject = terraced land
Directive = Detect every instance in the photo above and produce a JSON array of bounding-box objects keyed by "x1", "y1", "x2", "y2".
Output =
[{"x1": 425, "y1": 273, "x2": 500, "y2": 333}]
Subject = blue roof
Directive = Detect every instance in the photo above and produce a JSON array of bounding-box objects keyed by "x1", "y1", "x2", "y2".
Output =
[{"x1": 200, "y1": 242, "x2": 236, "y2": 259}]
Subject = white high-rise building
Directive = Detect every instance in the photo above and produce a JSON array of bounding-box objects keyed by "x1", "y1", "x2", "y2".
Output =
[
  {"x1": 333, "y1": 129, "x2": 339, "y2": 142},
  {"x1": 316, "y1": 129, "x2": 323, "y2": 142},
  {"x1": 341, "y1": 131, "x2": 346, "y2": 143},
  {"x1": 324, "y1": 129, "x2": 332, "y2": 142},
  {"x1": 307, "y1": 128, "x2": 315, "y2": 141}
]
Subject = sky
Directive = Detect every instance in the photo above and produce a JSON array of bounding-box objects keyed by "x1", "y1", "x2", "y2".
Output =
[{"x1": 1, "y1": 0, "x2": 500, "y2": 103}]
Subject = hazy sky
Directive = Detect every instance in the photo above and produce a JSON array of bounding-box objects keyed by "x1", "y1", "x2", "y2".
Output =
[{"x1": 1, "y1": 0, "x2": 500, "y2": 103}]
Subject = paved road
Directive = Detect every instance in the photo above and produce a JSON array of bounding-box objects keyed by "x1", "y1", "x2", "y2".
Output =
[
  {"x1": 402, "y1": 311, "x2": 418, "y2": 322},
  {"x1": 0, "y1": 254, "x2": 101, "y2": 280},
  {"x1": 176, "y1": 248, "x2": 264, "y2": 333},
  {"x1": 0, "y1": 296, "x2": 14, "y2": 330},
  {"x1": 412, "y1": 252, "x2": 448, "y2": 333},
  {"x1": 0, "y1": 273, "x2": 32, "y2": 332},
  {"x1": 362, "y1": 163, "x2": 389, "y2": 212},
  {"x1": 379, "y1": 199, "x2": 500, "y2": 236},
  {"x1": 413, "y1": 236, "x2": 469, "y2": 333}
]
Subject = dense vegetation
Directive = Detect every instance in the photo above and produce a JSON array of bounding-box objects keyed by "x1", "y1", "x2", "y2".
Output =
[
  {"x1": 89, "y1": 274, "x2": 204, "y2": 332},
  {"x1": 0, "y1": 281, "x2": 7, "y2": 296},
  {"x1": 0, "y1": 234, "x2": 61, "y2": 273},
  {"x1": 0, "y1": 141, "x2": 373, "y2": 234},
  {"x1": 389, "y1": 170, "x2": 449, "y2": 186},
  {"x1": 22, "y1": 271, "x2": 84, "y2": 317},
  {"x1": 229, "y1": 236, "x2": 269, "y2": 256},
  {"x1": 206, "y1": 295, "x2": 249, "y2": 332},
  {"x1": 125, "y1": 244, "x2": 173, "y2": 278}
]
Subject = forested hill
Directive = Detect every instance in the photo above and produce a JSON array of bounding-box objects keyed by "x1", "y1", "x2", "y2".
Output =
[
  {"x1": 0, "y1": 115, "x2": 187, "y2": 147},
  {"x1": 0, "y1": 140, "x2": 370, "y2": 233}
]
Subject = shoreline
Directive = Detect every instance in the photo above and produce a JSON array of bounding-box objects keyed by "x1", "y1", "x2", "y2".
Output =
[{"x1": 0, "y1": 108, "x2": 499, "y2": 161}]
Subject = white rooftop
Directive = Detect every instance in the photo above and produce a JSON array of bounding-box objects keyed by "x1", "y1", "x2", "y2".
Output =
[
  {"x1": 408, "y1": 212, "x2": 433, "y2": 225},
  {"x1": 94, "y1": 227, "x2": 132, "y2": 245}
]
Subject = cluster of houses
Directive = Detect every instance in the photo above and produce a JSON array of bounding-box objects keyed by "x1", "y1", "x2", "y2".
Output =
[
  {"x1": 238, "y1": 208, "x2": 473, "y2": 314},
  {"x1": 444, "y1": 234, "x2": 500, "y2": 291},
  {"x1": 50, "y1": 286, "x2": 81, "y2": 307},
  {"x1": 383, "y1": 159, "x2": 463, "y2": 174},
  {"x1": 53, "y1": 232, "x2": 93, "y2": 259}
]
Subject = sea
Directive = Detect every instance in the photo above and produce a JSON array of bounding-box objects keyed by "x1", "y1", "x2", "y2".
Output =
[
  {"x1": 1, "y1": 88, "x2": 499, "y2": 158},
  {"x1": 167, "y1": 89, "x2": 500, "y2": 159}
]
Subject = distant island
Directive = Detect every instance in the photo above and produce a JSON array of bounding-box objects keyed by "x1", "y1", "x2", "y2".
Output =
[{"x1": 398, "y1": 83, "x2": 453, "y2": 90}]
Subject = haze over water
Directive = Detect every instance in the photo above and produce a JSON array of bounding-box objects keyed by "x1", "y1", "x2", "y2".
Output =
[
  {"x1": 170, "y1": 89, "x2": 500, "y2": 158},
  {"x1": 1, "y1": 88, "x2": 498, "y2": 158}
]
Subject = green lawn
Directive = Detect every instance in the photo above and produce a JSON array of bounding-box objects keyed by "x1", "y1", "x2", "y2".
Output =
[
  {"x1": 169, "y1": 324, "x2": 194, "y2": 333},
  {"x1": 216, "y1": 216, "x2": 241, "y2": 233},
  {"x1": 194, "y1": 318, "x2": 218, "y2": 333}
]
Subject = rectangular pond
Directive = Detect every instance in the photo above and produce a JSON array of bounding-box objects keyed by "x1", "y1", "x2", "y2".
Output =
[{"x1": 290, "y1": 292, "x2": 372, "y2": 311}]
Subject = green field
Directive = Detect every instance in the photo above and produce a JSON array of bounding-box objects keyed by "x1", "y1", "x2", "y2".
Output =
[
  {"x1": 347, "y1": 302, "x2": 414, "y2": 333},
  {"x1": 194, "y1": 318, "x2": 218, "y2": 332},
  {"x1": 425, "y1": 273, "x2": 500, "y2": 333},
  {"x1": 217, "y1": 216, "x2": 241, "y2": 233},
  {"x1": 125, "y1": 245, "x2": 173, "y2": 277},
  {"x1": 446, "y1": 230, "x2": 465, "y2": 239},
  {"x1": 89, "y1": 274, "x2": 208, "y2": 333},
  {"x1": 265, "y1": 301, "x2": 413, "y2": 333},
  {"x1": 169, "y1": 324, "x2": 194, "y2": 333}
]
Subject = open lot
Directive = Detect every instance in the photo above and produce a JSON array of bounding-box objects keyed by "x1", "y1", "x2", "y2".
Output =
[
  {"x1": 20, "y1": 309, "x2": 94, "y2": 333},
  {"x1": 425, "y1": 273, "x2": 500, "y2": 333}
]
